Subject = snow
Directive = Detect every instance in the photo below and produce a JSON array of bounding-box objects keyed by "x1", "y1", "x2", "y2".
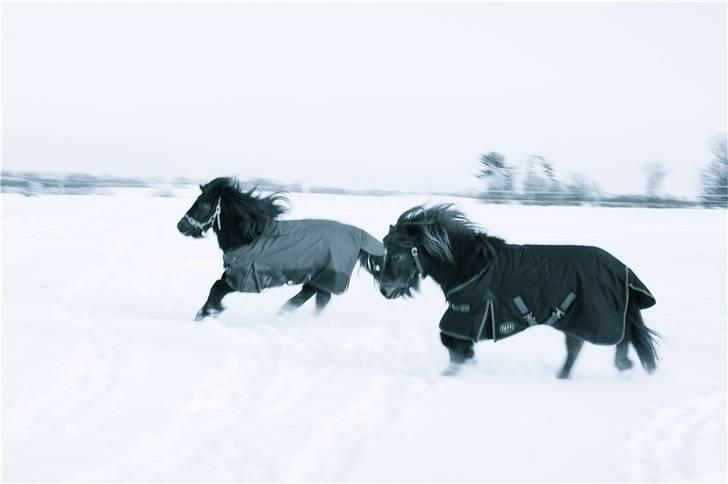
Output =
[{"x1": 2, "y1": 189, "x2": 726, "y2": 481}]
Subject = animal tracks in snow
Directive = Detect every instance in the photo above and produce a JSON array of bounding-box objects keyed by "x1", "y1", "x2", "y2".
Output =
[
  {"x1": 4, "y1": 193, "x2": 726, "y2": 482},
  {"x1": 283, "y1": 373, "x2": 430, "y2": 481},
  {"x1": 626, "y1": 391, "x2": 726, "y2": 482}
]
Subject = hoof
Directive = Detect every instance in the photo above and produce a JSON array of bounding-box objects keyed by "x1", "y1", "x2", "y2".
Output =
[
  {"x1": 442, "y1": 358, "x2": 476, "y2": 376},
  {"x1": 557, "y1": 371, "x2": 571, "y2": 379},
  {"x1": 278, "y1": 303, "x2": 296, "y2": 315},
  {"x1": 195, "y1": 306, "x2": 223, "y2": 321},
  {"x1": 616, "y1": 358, "x2": 634, "y2": 371},
  {"x1": 442, "y1": 363, "x2": 462, "y2": 376}
]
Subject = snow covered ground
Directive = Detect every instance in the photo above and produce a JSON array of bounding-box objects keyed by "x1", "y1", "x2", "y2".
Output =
[{"x1": 3, "y1": 189, "x2": 726, "y2": 482}]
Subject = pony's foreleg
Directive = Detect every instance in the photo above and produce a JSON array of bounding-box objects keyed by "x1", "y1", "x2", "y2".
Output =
[
  {"x1": 195, "y1": 277, "x2": 234, "y2": 321},
  {"x1": 440, "y1": 333, "x2": 475, "y2": 375},
  {"x1": 315, "y1": 290, "x2": 332, "y2": 314},
  {"x1": 278, "y1": 283, "x2": 317, "y2": 314},
  {"x1": 557, "y1": 333, "x2": 584, "y2": 379}
]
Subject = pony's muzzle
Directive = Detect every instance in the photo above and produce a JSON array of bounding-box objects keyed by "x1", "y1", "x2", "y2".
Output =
[
  {"x1": 177, "y1": 218, "x2": 192, "y2": 235},
  {"x1": 380, "y1": 285, "x2": 398, "y2": 299}
]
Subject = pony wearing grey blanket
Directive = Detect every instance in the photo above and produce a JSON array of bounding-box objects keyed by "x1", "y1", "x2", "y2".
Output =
[{"x1": 177, "y1": 178, "x2": 383, "y2": 320}]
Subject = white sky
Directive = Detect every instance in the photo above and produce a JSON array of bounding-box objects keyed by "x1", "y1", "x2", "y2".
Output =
[{"x1": 3, "y1": 2, "x2": 726, "y2": 196}]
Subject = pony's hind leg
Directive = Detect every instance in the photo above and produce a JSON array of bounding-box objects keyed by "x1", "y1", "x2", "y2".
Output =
[
  {"x1": 196, "y1": 276, "x2": 234, "y2": 321},
  {"x1": 557, "y1": 333, "x2": 584, "y2": 379},
  {"x1": 315, "y1": 290, "x2": 332, "y2": 314},
  {"x1": 614, "y1": 320, "x2": 634, "y2": 371},
  {"x1": 626, "y1": 298, "x2": 660, "y2": 374},
  {"x1": 279, "y1": 283, "x2": 317, "y2": 314}
]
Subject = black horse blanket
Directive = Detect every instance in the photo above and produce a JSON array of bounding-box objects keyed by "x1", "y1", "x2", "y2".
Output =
[
  {"x1": 222, "y1": 220, "x2": 384, "y2": 295},
  {"x1": 439, "y1": 245, "x2": 656, "y2": 345}
]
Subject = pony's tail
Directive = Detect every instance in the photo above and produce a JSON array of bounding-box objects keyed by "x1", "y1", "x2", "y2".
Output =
[
  {"x1": 358, "y1": 250, "x2": 383, "y2": 284},
  {"x1": 627, "y1": 300, "x2": 660, "y2": 374}
]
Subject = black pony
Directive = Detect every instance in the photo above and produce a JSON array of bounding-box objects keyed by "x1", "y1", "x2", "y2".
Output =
[
  {"x1": 177, "y1": 177, "x2": 383, "y2": 320},
  {"x1": 379, "y1": 204, "x2": 659, "y2": 378}
]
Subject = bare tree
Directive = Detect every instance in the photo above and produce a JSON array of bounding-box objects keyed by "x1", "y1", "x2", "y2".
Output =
[
  {"x1": 478, "y1": 152, "x2": 514, "y2": 201},
  {"x1": 643, "y1": 161, "x2": 667, "y2": 201},
  {"x1": 522, "y1": 155, "x2": 561, "y2": 204},
  {"x1": 700, "y1": 135, "x2": 727, "y2": 208},
  {"x1": 477, "y1": 152, "x2": 505, "y2": 179}
]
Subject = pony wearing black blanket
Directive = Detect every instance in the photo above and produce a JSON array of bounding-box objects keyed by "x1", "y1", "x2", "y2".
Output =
[
  {"x1": 177, "y1": 177, "x2": 383, "y2": 320},
  {"x1": 379, "y1": 205, "x2": 659, "y2": 378}
]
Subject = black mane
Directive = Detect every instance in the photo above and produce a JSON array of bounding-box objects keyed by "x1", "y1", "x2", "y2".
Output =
[
  {"x1": 388, "y1": 204, "x2": 506, "y2": 292},
  {"x1": 204, "y1": 177, "x2": 288, "y2": 252}
]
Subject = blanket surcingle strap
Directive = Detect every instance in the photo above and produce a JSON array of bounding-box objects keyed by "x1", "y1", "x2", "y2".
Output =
[
  {"x1": 513, "y1": 292, "x2": 576, "y2": 327},
  {"x1": 439, "y1": 244, "x2": 656, "y2": 345}
]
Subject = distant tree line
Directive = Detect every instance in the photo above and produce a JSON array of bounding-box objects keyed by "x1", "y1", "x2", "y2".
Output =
[
  {"x1": 477, "y1": 136, "x2": 727, "y2": 208},
  {"x1": 0, "y1": 171, "x2": 406, "y2": 198},
  {"x1": 477, "y1": 152, "x2": 605, "y2": 206},
  {"x1": 0, "y1": 171, "x2": 154, "y2": 195}
]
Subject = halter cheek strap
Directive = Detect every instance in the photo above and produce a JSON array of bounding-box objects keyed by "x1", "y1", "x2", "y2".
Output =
[
  {"x1": 411, "y1": 246, "x2": 426, "y2": 276},
  {"x1": 214, "y1": 199, "x2": 221, "y2": 230},
  {"x1": 184, "y1": 198, "x2": 221, "y2": 232}
]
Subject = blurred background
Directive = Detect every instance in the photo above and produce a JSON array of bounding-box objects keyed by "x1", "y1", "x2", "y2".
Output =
[{"x1": 2, "y1": 2, "x2": 726, "y2": 207}]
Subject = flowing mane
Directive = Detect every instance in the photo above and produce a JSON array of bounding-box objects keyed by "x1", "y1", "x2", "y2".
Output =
[
  {"x1": 387, "y1": 204, "x2": 505, "y2": 265},
  {"x1": 204, "y1": 177, "x2": 289, "y2": 251}
]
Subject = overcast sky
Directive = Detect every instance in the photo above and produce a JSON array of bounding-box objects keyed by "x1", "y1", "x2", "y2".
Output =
[{"x1": 3, "y1": 2, "x2": 725, "y2": 196}]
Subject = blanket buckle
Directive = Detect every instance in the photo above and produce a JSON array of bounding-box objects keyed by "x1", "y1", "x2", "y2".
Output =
[
  {"x1": 543, "y1": 292, "x2": 576, "y2": 326},
  {"x1": 513, "y1": 295, "x2": 538, "y2": 326}
]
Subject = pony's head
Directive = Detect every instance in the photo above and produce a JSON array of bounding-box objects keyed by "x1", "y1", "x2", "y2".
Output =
[
  {"x1": 380, "y1": 204, "x2": 472, "y2": 298},
  {"x1": 177, "y1": 179, "x2": 226, "y2": 238},
  {"x1": 177, "y1": 177, "x2": 288, "y2": 248}
]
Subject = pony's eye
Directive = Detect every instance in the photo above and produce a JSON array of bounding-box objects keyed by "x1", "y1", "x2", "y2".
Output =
[{"x1": 196, "y1": 201, "x2": 212, "y2": 212}]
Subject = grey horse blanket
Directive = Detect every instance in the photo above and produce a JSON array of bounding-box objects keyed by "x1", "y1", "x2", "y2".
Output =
[
  {"x1": 439, "y1": 245, "x2": 656, "y2": 345},
  {"x1": 222, "y1": 220, "x2": 384, "y2": 294}
]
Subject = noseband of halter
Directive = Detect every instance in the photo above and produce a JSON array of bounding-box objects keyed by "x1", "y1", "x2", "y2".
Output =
[{"x1": 184, "y1": 197, "x2": 221, "y2": 232}]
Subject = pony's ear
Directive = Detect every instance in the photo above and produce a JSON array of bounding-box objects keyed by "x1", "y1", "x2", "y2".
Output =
[{"x1": 199, "y1": 184, "x2": 204, "y2": 191}]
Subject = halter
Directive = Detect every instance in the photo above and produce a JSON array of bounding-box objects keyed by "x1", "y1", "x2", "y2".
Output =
[
  {"x1": 384, "y1": 225, "x2": 427, "y2": 277},
  {"x1": 184, "y1": 198, "x2": 221, "y2": 233},
  {"x1": 410, "y1": 246, "x2": 425, "y2": 276}
]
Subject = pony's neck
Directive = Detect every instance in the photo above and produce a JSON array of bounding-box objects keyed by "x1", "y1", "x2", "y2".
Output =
[
  {"x1": 426, "y1": 233, "x2": 500, "y2": 295},
  {"x1": 214, "y1": 222, "x2": 255, "y2": 253},
  {"x1": 201, "y1": 185, "x2": 286, "y2": 253},
  {"x1": 213, "y1": 199, "x2": 275, "y2": 252}
]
